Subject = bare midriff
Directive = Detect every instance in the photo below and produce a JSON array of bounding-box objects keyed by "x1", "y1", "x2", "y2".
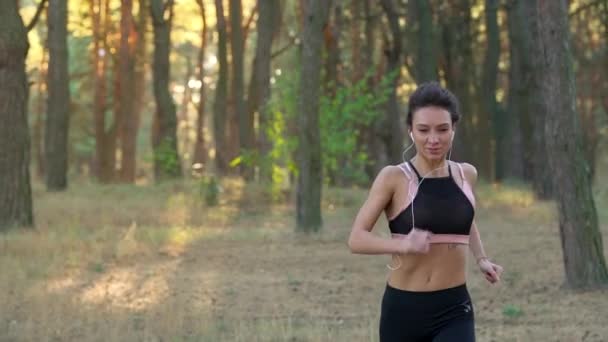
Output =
[{"x1": 387, "y1": 243, "x2": 467, "y2": 291}]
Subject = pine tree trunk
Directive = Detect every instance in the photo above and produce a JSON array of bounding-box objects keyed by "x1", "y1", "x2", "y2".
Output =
[
  {"x1": 412, "y1": 0, "x2": 437, "y2": 83},
  {"x1": 34, "y1": 48, "x2": 48, "y2": 178},
  {"x1": 522, "y1": 0, "x2": 553, "y2": 198},
  {"x1": 439, "y1": 0, "x2": 476, "y2": 164},
  {"x1": 481, "y1": 0, "x2": 500, "y2": 181},
  {"x1": 537, "y1": 0, "x2": 608, "y2": 289},
  {"x1": 193, "y1": 0, "x2": 208, "y2": 166},
  {"x1": 296, "y1": 0, "x2": 330, "y2": 232},
  {"x1": 229, "y1": 0, "x2": 250, "y2": 179},
  {"x1": 91, "y1": 0, "x2": 116, "y2": 183},
  {"x1": 213, "y1": 0, "x2": 229, "y2": 174},
  {"x1": 45, "y1": 0, "x2": 70, "y2": 190},
  {"x1": 150, "y1": 0, "x2": 181, "y2": 180},
  {"x1": 323, "y1": 3, "x2": 342, "y2": 97},
  {"x1": 0, "y1": 1, "x2": 34, "y2": 230},
  {"x1": 247, "y1": 0, "x2": 277, "y2": 182},
  {"x1": 380, "y1": 0, "x2": 405, "y2": 165},
  {"x1": 117, "y1": 0, "x2": 138, "y2": 183}
]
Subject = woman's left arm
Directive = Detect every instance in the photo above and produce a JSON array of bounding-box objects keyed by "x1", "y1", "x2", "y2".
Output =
[{"x1": 461, "y1": 163, "x2": 504, "y2": 284}]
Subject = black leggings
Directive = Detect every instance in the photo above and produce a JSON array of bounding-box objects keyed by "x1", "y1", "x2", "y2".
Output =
[{"x1": 379, "y1": 283, "x2": 475, "y2": 342}]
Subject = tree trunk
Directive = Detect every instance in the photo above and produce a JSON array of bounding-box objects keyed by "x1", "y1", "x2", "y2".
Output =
[
  {"x1": 214, "y1": 0, "x2": 229, "y2": 174},
  {"x1": 380, "y1": 0, "x2": 405, "y2": 165},
  {"x1": 481, "y1": 0, "x2": 500, "y2": 182},
  {"x1": 193, "y1": 0, "x2": 208, "y2": 167},
  {"x1": 46, "y1": 0, "x2": 70, "y2": 190},
  {"x1": 323, "y1": 2, "x2": 342, "y2": 97},
  {"x1": 296, "y1": 0, "x2": 330, "y2": 232},
  {"x1": 229, "y1": 0, "x2": 250, "y2": 179},
  {"x1": 522, "y1": 0, "x2": 553, "y2": 198},
  {"x1": 150, "y1": 0, "x2": 181, "y2": 180},
  {"x1": 117, "y1": 0, "x2": 139, "y2": 183},
  {"x1": 537, "y1": 0, "x2": 608, "y2": 289},
  {"x1": 439, "y1": 0, "x2": 476, "y2": 164},
  {"x1": 505, "y1": 0, "x2": 525, "y2": 180},
  {"x1": 131, "y1": 0, "x2": 147, "y2": 180},
  {"x1": 247, "y1": 0, "x2": 278, "y2": 182},
  {"x1": 0, "y1": 1, "x2": 34, "y2": 230},
  {"x1": 34, "y1": 47, "x2": 48, "y2": 178},
  {"x1": 361, "y1": 0, "x2": 383, "y2": 178},
  {"x1": 91, "y1": 0, "x2": 116, "y2": 183},
  {"x1": 411, "y1": 0, "x2": 437, "y2": 83}
]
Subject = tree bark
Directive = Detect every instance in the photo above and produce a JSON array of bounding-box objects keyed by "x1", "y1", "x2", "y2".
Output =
[
  {"x1": 411, "y1": 0, "x2": 437, "y2": 83},
  {"x1": 505, "y1": 0, "x2": 525, "y2": 180},
  {"x1": 229, "y1": 0, "x2": 250, "y2": 179},
  {"x1": 296, "y1": 0, "x2": 330, "y2": 232},
  {"x1": 34, "y1": 45, "x2": 48, "y2": 178},
  {"x1": 323, "y1": 2, "x2": 342, "y2": 97},
  {"x1": 439, "y1": 0, "x2": 476, "y2": 164},
  {"x1": 522, "y1": 0, "x2": 554, "y2": 198},
  {"x1": 481, "y1": 0, "x2": 500, "y2": 181},
  {"x1": 380, "y1": 0, "x2": 405, "y2": 165},
  {"x1": 0, "y1": 0, "x2": 34, "y2": 230},
  {"x1": 213, "y1": 0, "x2": 229, "y2": 174},
  {"x1": 193, "y1": 0, "x2": 208, "y2": 166},
  {"x1": 247, "y1": 0, "x2": 278, "y2": 182},
  {"x1": 537, "y1": 0, "x2": 608, "y2": 289},
  {"x1": 150, "y1": 0, "x2": 181, "y2": 180},
  {"x1": 90, "y1": 0, "x2": 116, "y2": 183},
  {"x1": 45, "y1": 0, "x2": 70, "y2": 190},
  {"x1": 117, "y1": 0, "x2": 139, "y2": 183}
]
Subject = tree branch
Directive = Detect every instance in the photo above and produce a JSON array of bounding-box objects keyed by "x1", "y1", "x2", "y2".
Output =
[
  {"x1": 26, "y1": 0, "x2": 48, "y2": 32},
  {"x1": 271, "y1": 38, "x2": 296, "y2": 60}
]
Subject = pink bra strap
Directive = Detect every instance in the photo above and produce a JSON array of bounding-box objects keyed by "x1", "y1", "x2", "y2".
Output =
[
  {"x1": 457, "y1": 163, "x2": 466, "y2": 186},
  {"x1": 397, "y1": 163, "x2": 412, "y2": 180}
]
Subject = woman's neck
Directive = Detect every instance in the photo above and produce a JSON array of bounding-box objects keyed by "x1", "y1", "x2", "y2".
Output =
[{"x1": 411, "y1": 155, "x2": 449, "y2": 178}]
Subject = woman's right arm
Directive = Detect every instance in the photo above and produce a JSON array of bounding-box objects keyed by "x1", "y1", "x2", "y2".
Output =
[{"x1": 348, "y1": 166, "x2": 412, "y2": 255}]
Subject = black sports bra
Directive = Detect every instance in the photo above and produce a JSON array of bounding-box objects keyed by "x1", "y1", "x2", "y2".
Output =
[{"x1": 388, "y1": 161, "x2": 475, "y2": 243}]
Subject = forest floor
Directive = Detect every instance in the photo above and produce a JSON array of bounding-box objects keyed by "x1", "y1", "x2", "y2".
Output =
[{"x1": 2, "y1": 168, "x2": 608, "y2": 342}]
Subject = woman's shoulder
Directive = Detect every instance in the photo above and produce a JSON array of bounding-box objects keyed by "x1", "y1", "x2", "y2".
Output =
[
  {"x1": 454, "y1": 162, "x2": 478, "y2": 185},
  {"x1": 372, "y1": 164, "x2": 411, "y2": 187}
]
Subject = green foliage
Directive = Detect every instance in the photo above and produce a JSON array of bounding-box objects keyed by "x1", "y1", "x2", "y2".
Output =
[
  {"x1": 154, "y1": 137, "x2": 181, "y2": 177},
  {"x1": 237, "y1": 69, "x2": 395, "y2": 196},
  {"x1": 319, "y1": 72, "x2": 395, "y2": 185},
  {"x1": 199, "y1": 175, "x2": 219, "y2": 206}
]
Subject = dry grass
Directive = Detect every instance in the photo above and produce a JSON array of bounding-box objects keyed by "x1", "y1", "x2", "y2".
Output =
[{"x1": 1, "y1": 172, "x2": 608, "y2": 342}]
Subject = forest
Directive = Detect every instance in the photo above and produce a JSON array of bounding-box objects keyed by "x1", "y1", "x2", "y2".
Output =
[{"x1": 0, "y1": 0, "x2": 607, "y2": 340}]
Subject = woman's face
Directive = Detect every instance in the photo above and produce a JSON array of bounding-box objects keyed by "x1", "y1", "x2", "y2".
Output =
[{"x1": 410, "y1": 106, "x2": 454, "y2": 161}]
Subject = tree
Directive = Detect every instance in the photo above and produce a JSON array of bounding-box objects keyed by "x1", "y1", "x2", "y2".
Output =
[
  {"x1": 117, "y1": 0, "x2": 139, "y2": 183},
  {"x1": 481, "y1": 0, "x2": 501, "y2": 182},
  {"x1": 150, "y1": 0, "x2": 181, "y2": 180},
  {"x1": 90, "y1": 0, "x2": 116, "y2": 183},
  {"x1": 229, "y1": 0, "x2": 250, "y2": 179},
  {"x1": 523, "y1": 0, "x2": 553, "y2": 198},
  {"x1": 410, "y1": 0, "x2": 437, "y2": 83},
  {"x1": 193, "y1": 0, "x2": 209, "y2": 166},
  {"x1": 439, "y1": 0, "x2": 476, "y2": 164},
  {"x1": 379, "y1": 0, "x2": 404, "y2": 165},
  {"x1": 247, "y1": 0, "x2": 278, "y2": 181},
  {"x1": 213, "y1": 0, "x2": 229, "y2": 174},
  {"x1": 45, "y1": 0, "x2": 70, "y2": 190},
  {"x1": 296, "y1": 0, "x2": 330, "y2": 232},
  {"x1": 537, "y1": 0, "x2": 608, "y2": 289},
  {"x1": 0, "y1": 0, "x2": 34, "y2": 230}
]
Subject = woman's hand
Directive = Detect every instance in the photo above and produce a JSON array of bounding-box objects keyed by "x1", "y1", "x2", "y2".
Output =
[
  {"x1": 399, "y1": 228, "x2": 432, "y2": 254},
  {"x1": 478, "y1": 258, "x2": 503, "y2": 284}
]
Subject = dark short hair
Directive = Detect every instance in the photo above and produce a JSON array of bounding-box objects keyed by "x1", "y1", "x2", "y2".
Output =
[{"x1": 406, "y1": 82, "x2": 461, "y2": 127}]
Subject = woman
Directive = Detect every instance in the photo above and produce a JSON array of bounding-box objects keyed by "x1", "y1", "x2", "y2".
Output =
[{"x1": 348, "y1": 82, "x2": 503, "y2": 341}]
